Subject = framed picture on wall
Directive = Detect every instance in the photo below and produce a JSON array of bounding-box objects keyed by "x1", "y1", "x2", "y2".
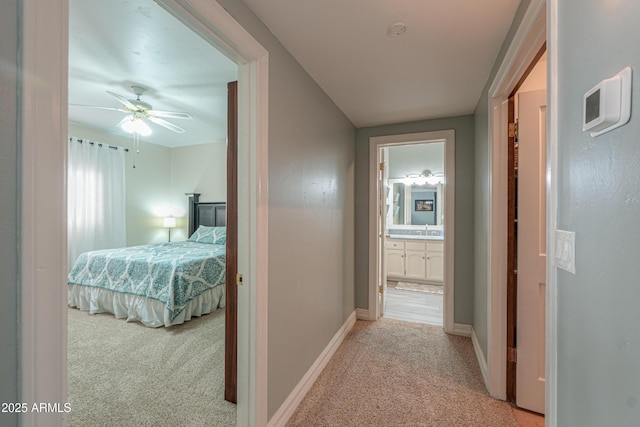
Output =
[{"x1": 415, "y1": 199, "x2": 434, "y2": 212}]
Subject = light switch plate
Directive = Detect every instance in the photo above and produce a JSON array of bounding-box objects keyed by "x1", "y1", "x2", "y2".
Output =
[{"x1": 555, "y1": 229, "x2": 576, "y2": 274}]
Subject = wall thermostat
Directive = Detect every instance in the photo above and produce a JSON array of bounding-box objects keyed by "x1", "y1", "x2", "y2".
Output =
[{"x1": 583, "y1": 67, "x2": 632, "y2": 136}]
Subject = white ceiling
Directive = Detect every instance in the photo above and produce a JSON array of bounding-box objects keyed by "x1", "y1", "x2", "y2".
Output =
[
  {"x1": 68, "y1": 0, "x2": 237, "y2": 148},
  {"x1": 243, "y1": 0, "x2": 521, "y2": 128},
  {"x1": 69, "y1": 0, "x2": 521, "y2": 144}
]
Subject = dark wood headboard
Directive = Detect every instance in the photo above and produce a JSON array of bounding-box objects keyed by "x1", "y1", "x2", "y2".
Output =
[{"x1": 186, "y1": 193, "x2": 226, "y2": 237}]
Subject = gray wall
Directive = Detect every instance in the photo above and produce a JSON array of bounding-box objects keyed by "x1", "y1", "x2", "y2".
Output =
[
  {"x1": 388, "y1": 142, "x2": 444, "y2": 179},
  {"x1": 556, "y1": 1, "x2": 640, "y2": 424},
  {"x1": 472, "y1": 0, "x2": 532, "y2": 358},
  {"x1": 355, "y1": 115, "x2": 475, "y2": 325},
  {"x1": 0, "y1": 1, "x2": 19, "y2": 426},
  {"x1": 411, "y1": 189, "x2": 436, "y2": 225},
  {"x1": 216, "y1": 1, "x2": 356, "y2": 420}
]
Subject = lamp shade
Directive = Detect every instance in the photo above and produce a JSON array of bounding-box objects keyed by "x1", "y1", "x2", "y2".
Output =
[
  {"x1": 163, "y1": 217, "x2": 176, "y2": 228},
  {"x1": 121, "y1": 116, "x2": 152, "y2": 136}
]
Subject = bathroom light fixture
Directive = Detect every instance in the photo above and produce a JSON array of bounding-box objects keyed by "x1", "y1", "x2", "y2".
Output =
[
  {"x1": 403, "y1": 173, "x2": 427, "y2": 186},
  {"x1": 163, "y1": 217, "x2": 176, "y2": 242},
  {"x1": 402, "y1": 169, "x2": 444, "y2": 186}
]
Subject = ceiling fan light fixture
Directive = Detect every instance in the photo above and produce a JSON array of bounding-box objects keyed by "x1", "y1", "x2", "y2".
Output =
[{"x1": 121, "y1": 115, "x2": 152, "y2": 136}]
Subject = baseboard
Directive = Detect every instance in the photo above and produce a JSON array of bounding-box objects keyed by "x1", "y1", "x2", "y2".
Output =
[
  {"x1": 472, "y1": 327, "x2": 490, "y2": 391},
  {"x1": 268, "y1": 310, "x2": 357, "y2": 427},
  {"x1": 452, "y1": 322, "x2": 472, "y2": 337},
  {"x1": 356, "y1": 308, "x2": 373, "y2": 320}
]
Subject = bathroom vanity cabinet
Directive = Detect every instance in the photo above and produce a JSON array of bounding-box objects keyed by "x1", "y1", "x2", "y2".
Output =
[{"x1": 385, "y1": 238, "x2": 443, "y2": 283}]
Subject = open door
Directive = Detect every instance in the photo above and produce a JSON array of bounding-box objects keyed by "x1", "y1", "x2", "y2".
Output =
[
  {"x1": 377, "y1": 148, "x2": 389, "y2": 317},
  {"x1": 225, "y1": 81, "x2": 238, "y2": 403},
  {"x1": 515, "y1": 89, "x2": 547, "y2": 414}
]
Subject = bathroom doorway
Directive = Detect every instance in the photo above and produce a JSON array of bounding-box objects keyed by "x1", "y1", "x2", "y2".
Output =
[
  {"x1": 369, "y1": 129, "x2": 455, "y2": 331},
  {"x1": 383, "y1": 142, "x2": 445, "y2": 326}
]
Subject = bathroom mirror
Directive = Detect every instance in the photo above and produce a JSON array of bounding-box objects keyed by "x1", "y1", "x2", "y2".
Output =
[
  {"x1": 387, "y1": 180, "x2": 443, "y2": 227},
  {"x1": 384, "y1": 141, "x2": 445, "y2": 230}
]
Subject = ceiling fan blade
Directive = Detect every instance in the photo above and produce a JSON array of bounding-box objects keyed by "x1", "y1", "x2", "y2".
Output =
[
  {"x1": 106, "y1": 91, "x2": 138, "y2": 111},
  {"x1": 69, "y1": 103, "x2": 128, "y2": 113},
  {"x1": 148, "y1": 116, "x2": 186, "y2": 133},
  {"x1": 148, "y1": 110, "x2": 193, "y2": 120}
]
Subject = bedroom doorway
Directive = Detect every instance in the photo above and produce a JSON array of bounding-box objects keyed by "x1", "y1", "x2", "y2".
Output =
[
  {"x1": 66, "y1": 0, "x2": 241, "y2": 421},
  {"x1": 65, "y1": 2, "x2": 262, "y2": 422},
  {"x1": 22, "y1": 0, "x2": 269, "y2": 424}
]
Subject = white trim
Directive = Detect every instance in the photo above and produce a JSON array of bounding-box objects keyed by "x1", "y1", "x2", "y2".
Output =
[
  {"x1": 487, "y1": 96, "x2": 509, "y2": 401},
  {"x1": 472, "y1": 327, "x2": 490, "y2": 389},
  {"x1": 22, "y1": 0, "x2": 270, "y2": 425},
  {"x1": 268, "y1": 311, "x2": 357, "y2": 427},
  {"x1": 546, "y1": 1, "x2": 559, "y2": 425},
  {"x1": 367, "y1": 140, "x2": 379, "y2": 320},
  {"x1": 368, "y1": 130, "x2": 455, "y2": 333},
  {"x1": 488, "y1": 0, "x2": 547, "y2": 97},
  {"x1": 486, "y1": 0, "x2": 546, "y2": 401},
  {"x1": 21, "y1": 2, "x2": 70, "y2": 425},
  {"x1": 356, "y1": 308, "x2": 373, "y2": 321},
  {"x1": 452, "y1": 323, "x2": 472, "y2": 337}
]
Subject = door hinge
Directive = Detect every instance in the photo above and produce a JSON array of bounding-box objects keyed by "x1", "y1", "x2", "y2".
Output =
[
  {"x1": 379, "y1": 162, "x2": 385, "y2": 171},
  {"x1": 236, "y1": 273, "x2": 243, "y2": 286},
  {"x1": 378, "y1": 285, "x2": 384, "y2": 294},
  {"x1": 508, "y1": 122, "x2": 518, "y2": 139},
  {"x1": 507, "y1": 347, "x2": 517, "y2": 363}
]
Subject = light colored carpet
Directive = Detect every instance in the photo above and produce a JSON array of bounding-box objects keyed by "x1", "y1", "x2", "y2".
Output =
[
  {"x1": 287, "y1": 318, "x2": 519, "y2": 427},
  {"x1": 396, "y1": 281, "x2": 444, "y2": 294},
  {"x1": 67, "y1": 307, "x2": 235, "y2": 426}
]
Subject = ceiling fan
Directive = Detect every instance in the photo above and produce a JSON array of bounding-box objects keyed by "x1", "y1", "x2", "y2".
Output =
[{"x1": 70, "y1": 85, "x2": 193, "y2": 135}]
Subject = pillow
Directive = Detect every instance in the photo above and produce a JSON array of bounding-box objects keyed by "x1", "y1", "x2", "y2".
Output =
[{"x1": 188, "y1": 226, "x2": 226, "y2": 244}]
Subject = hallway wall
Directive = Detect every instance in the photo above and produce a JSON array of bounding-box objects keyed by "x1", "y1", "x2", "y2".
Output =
[
  {"x1": 216, "y1": 0, "x2": 356, "y2": 420},
  {"x1": 0, "y1": 1, "x2": 19, "y2": 426},
  {"x1": 556, "y1": 1, "x2": 640, "y2": 424}
]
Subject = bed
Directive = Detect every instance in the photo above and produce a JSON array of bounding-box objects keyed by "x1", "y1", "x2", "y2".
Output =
[{"x1": 68, "y1": 194, "x2": 226, "y2": 327}]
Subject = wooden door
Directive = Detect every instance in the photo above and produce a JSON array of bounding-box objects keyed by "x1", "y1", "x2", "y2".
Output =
[
  {"x1": 225, "y1": 81, "x2": 238, "y2": 403},
  {"x1": 515, "y1": 89, "x2": 546, "y2": 414}
]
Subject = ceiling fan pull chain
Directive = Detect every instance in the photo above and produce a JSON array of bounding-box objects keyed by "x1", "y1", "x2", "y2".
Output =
[{"x1": 132, "y1": 132, "x2": 140, "y2": 169}]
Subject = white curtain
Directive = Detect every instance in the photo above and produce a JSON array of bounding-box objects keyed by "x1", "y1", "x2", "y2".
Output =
[{"x1": 68, "y1": 137, "x2": 126, "y2": 270}]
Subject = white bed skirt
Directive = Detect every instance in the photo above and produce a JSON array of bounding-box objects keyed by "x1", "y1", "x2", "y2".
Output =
[{"x1": 68, "y1": 284, "x2": 225, "y2": 327}]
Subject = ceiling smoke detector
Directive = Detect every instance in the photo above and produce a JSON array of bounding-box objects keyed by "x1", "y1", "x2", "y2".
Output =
[{"x1": 387, "y1": 23, "x2": 407, "y2": 37}]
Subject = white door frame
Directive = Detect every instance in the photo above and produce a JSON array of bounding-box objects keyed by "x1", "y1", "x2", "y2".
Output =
[
  {"x1": 20, "y1": 1, "x2": 269, "y2": 425},
  {"x1": 546, "y1": 1, "x2": 559, "y2": 424},
  {"x1": 485, "y1": 1, "x2": 557, "y2": 425},
  {"x1": 368, "y1": 130, "x2": 455, "y2": 333}
]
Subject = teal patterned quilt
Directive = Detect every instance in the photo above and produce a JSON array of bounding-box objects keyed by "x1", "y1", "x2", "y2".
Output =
[{"x1": 68, "y1": 241, "x2": 225, "y2": 321}]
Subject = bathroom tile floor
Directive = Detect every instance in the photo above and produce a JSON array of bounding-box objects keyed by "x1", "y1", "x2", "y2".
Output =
[{"x1": 384, "y1": 285, "x2": 443, "y2": 326}]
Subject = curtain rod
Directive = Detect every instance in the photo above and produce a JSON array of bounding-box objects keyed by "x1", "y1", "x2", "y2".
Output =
[{"x1": 69, "y1": 137, "x2": 129, "y2": 152}]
